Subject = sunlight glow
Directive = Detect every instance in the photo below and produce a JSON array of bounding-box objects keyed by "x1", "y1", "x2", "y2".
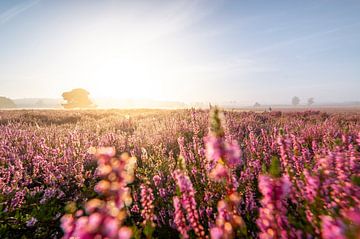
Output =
[
  {"x1": 58, "y1": 21, "x2": 183, "y2": 101},
  {"x1": 90, "y1": 50, "x2": 165, "y2": 99}
]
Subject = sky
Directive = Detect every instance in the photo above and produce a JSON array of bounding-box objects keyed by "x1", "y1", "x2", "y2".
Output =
[{"x1": 0, "y1": 0, "x2": 359, "y2": 105}]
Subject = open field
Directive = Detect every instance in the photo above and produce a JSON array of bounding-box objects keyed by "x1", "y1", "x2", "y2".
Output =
[{"x1": 0, "y1": 109, "x2": 359, "y2": 238}]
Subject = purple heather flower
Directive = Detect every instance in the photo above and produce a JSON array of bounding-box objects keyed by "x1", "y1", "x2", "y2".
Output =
[
  {"x1": 321, "y1": 216, "x2": 346, "y2": 239},
  {"x1": 61, "y1": 149, "x2": 134, "y2": 239},
  {"x1": 173, "y1": 170, "x2": 206, "y2": 238},
  {"x1": 257, "y1": 175, "x2": 291, "y2": 239},
  {"x1": 131, "y1": 204, "x2": 140, "y2": 213},
  {"x1": 159, "y1": 188, "x2": 167, "y2": 198},
  {"x1": 140, "y1": 183, "x2": 155, "y2": 226},
  {"x1": 153, "y1": 174, "x2": 162, "y2": 187},
  {"x1": 26, "y1": 217, "x2": 37, "y2": 227},
  {"x1": 210, "y1": 227, "x2": 224, "y2": 239},
  {"x1": 173, "y1": 196, "x2": 189, "y2": 239}
]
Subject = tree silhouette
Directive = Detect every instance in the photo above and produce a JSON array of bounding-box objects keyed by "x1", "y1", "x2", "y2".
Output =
[
  {"x1": 62, "y1": 88, "x2": 95, "y2": 109},
  {"x1": 292, "y1": 96, "x2": 300, "y2": 106},
  {"x1": 254, "y1": 102, "x2": 261, "y2": 107},
  {"x1": 307, "y1": 97, "x2": 314, "y2": 106},
  {"x1": 0, "y1": 96, "x2": 16, "y2": 108}
]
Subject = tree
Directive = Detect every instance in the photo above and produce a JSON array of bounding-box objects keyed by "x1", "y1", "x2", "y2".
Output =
[
  {"x1": 307, "y1": 97, "x2": 314, "y2": 106},
  {"x1": 291, "y1": 96, "x2": 300, "y2": 106},
  {"x1": 254, "y1": 102, "x2": 261, "y2": 107},
  {"x1": 62, "y1": 88, "x2": 96, "y2": 109},
  {"x1": 0, "y1": 96, "x2": 16, "y2": 108}
]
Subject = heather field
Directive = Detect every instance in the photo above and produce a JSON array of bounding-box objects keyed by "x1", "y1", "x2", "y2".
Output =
[{"x1": 0, "y1": 109, "x2": 359, "y2": 239}]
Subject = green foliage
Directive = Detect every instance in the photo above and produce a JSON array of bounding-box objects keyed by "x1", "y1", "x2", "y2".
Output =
[
  {"x1": 209, "y1": 107, "x2": 224, "y2": 137},
  {"x1": 269, "y1": 156, "x2": 282, "y2": 178},
  {"x1": 351, "y1": 175, "x2": 360, "y2": 187},
  {"x1": 143, "y1": 221, "x2": 156, "y2": 239}
]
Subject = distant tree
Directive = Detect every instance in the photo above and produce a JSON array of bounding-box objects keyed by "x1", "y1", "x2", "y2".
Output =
[
  {"x1": 254, "y1": 102, "x2": 261, "y2": 107},
  {"x1": 292, "y1": 96, "x2": 300, "y2": 106},
  {"x1": 0, "y1": 96, "x2": 16, "y2": 108},
  {"x1": 307, "y1": 97, "x2": 314, "y2": 106},
  {"x1": 62, "y1": 88, "x2": 95, "y2": 109}
]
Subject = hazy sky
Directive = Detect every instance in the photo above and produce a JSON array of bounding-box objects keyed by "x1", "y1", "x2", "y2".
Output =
[{"x1": 0, "y1": 0, "x2": 359, "y2": 104}]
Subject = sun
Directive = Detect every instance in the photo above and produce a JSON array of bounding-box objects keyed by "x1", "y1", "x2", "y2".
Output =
[
  {"x1": 91, "y1": 56, "x2": 161, "y2": 99},
  {"x1": 67, "y1": 36, "x2": 175, "y2": 100}
]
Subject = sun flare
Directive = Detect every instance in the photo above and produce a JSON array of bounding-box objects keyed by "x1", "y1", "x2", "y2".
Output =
[{"x1": 59, "y1": 24, "x2": 184, "y2": 101}]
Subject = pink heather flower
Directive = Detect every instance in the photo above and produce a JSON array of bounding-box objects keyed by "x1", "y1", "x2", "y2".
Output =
[
  {"x1": 321, "y1": 216, "x2": 346, "y2": 239},
  {"x1": 303, "y1": 170, "x2": 319, "y2": 203},
  {"x1": 341, "y1": 208, "x2": 360, "y2": 237},
  {"x1": 210, "y1": 227, "x2": 224, "y2": 239},
  {"x1": 205, "y1": 136, "x2": 242, "y2": 194},
  {"x1": 209, "y1": 163, "x2": 229, "y2": 181},
  {"x1": 61, "y1": 150, "x2": 134, "y2": 239},
  {"x1": 205, "y1": 136, "x2": 242, "y2": 169},
  {"x1": 173, "y1": 170, "x2": 206, "y2": 238},
  {"x1": 87, "y1": 212, "x2": 102, "y2": 233},
  {"x1": 153, "y1": 175, "x2": 162, "y2": 187},
  {"x1": 178, "y1": 137, "x2": 189, "y2": 163},
  {"x1": 118, "y1": 227, "x2": 132, "y2": 239},
  {"x1": 173, "y1": 196, "x2": 189, "y2": 239},
  {"x1": 211, "y1": 193, "x2": 243, "y2": 239},
  {"x1": 10, "y1": 189, "x2": 26, "y2": 209},
  {"x1": 96, "y1": 147, "x2": 116, "y2": 159},
  {"x1": 342, "y1": 208, "x2": 360, "y2": 225},
  {"x1": 205, "y1": 135, "x2": 223, "y2": 169},
  {"x1": 103, "y1": 217, "x2": 119, "y2": 238},
  {"x1": 206, "y1": 206, "x2": 213, "y2": 221},
  {"x1": 225, "y1": 140, "x2": 242, "y2": 168},
  {"x1": 257, "y1": 175, "x2": 291, "y2": 239},
  {"x1": 159, "y1": 188, "x2": 167, "y2": 198},
  {"x1": 204, "y1": 108, "x2": 242, "y2": 197},
  {"x1": 245, "y1": 186, "x2": 257, "y2": 212},
  {"x1": 131, "y1": 204, "x2": 140, "y2": 213},
  {"x1": 191, "y1": 167, "x2": 198, "y2": 175},
  {"x1": 140, "y1": 183, "x2": 155, "y2": 226},
  {"x1": 60, "y1": 214, "x2": 75, "y2": 237}
]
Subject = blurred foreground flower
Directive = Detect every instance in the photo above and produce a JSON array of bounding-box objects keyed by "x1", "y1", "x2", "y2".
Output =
[
  {"x1": 257, "y1": 158, "x2": 291, "y2": 239},
  {"x1": 205, "y1": 107, "x2": 242, "y2": 191},
  {"x1": 210, "y1": 193, "x2": 244, "y2": 239},
  {"x1": 61, "y1": 147, "x2": 136, "y2": 239},
  {"x1": 206, "y1": 107, "x2": 245, "y2": 239}
]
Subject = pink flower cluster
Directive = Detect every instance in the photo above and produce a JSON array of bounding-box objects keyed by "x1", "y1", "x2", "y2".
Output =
[
  {"x1": 257, "y1": 174, "x2": 291, "y2": 239},
  {"x1": 61, "y1": 147, "x2": 135, "y2": 239},
  {"x1": 1, "y1": 109, "x2": 360, "y2": 238},
  {"x1": 173, "y1": 196, "x2": 189, "y2": 239},
  {"x1": 173, "y1": 169, "x2": 206, "y2": 238},
  {"x1": 205, "y1": 108, "x2": 242, "y2": 195},
  {"x1": 210, "y1": 194, "x2": 244, "y2": 239},
  {"x1": 140, "y1": 183, "x2": 155, "y2": 227}
]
